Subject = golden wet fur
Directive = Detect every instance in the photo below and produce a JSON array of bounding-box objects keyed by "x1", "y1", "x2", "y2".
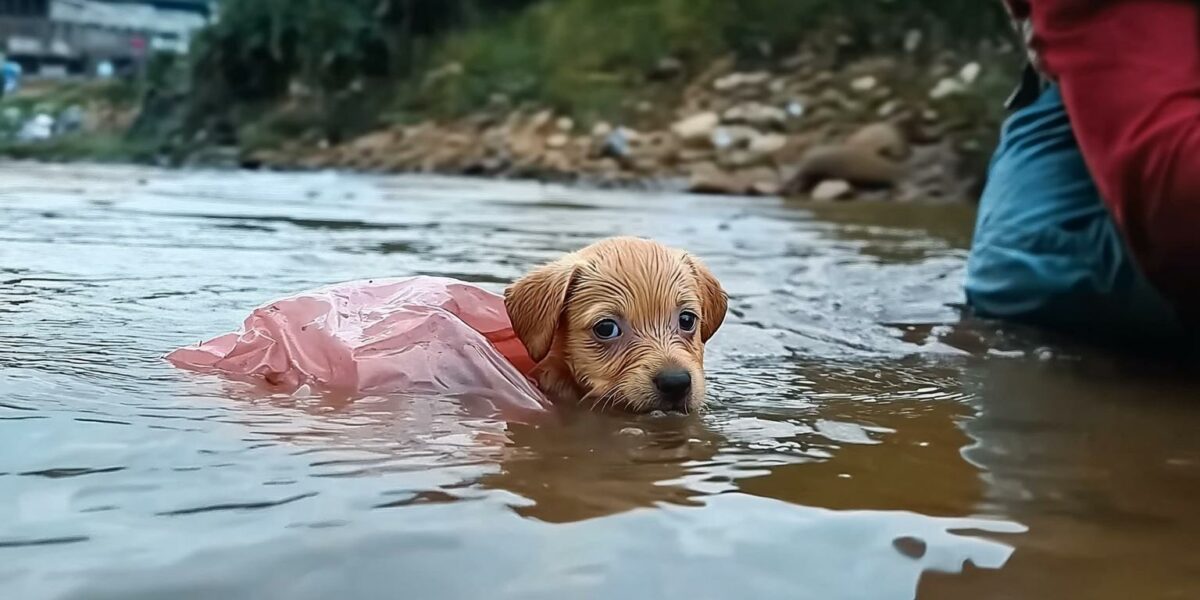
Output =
[{"x1": 504, "y1": 237, "x2": 727, "y2": 413}]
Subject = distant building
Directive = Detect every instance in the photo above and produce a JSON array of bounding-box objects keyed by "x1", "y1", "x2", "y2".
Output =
[{"x1": 0, "y1": 0, "x2": 212, "y2": 76}]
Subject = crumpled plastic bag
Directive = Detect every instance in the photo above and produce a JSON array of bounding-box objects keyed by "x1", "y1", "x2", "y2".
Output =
[{"x1": 166, "y1": 277, "x2": 551, "y2": 417}]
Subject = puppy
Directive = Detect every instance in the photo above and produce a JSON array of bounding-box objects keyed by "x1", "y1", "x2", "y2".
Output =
[{"x1": 504, "y1": 237, "x2": 727, "y2": 414}]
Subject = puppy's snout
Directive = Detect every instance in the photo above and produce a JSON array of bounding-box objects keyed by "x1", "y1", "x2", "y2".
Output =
[{"x1": 653, "y1": 368, "x2": 692, "y2": 408}]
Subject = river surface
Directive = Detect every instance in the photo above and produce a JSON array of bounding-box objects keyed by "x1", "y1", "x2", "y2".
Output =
[{"x1": 1, "y1": 162, "x2": 1198, "y2": 600}]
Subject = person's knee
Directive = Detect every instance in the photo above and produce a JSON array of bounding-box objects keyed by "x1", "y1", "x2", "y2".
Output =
[{"x1": 965, "y1": 239, "x2": 1085, "y2": 325}]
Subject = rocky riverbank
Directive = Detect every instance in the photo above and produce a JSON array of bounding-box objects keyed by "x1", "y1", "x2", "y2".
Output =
[{"x1": 247, "y1": 49, "x2": 1008, "y2": 203}]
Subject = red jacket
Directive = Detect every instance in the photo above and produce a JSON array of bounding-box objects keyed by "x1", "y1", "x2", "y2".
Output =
[{"x1": 1003, "y1": 0, "x2": 1200, "y2": 314}]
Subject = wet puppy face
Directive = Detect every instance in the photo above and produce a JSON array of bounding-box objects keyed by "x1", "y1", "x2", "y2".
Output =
[{"x1": 505, "y1": 237, "x2": 727, "y2": 413}]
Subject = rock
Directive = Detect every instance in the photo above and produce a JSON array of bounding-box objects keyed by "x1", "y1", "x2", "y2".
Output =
[
  {"x1": 785, "y1": 145, "x2": 904, "y2": 193},
  {"x1": 845, "y1": 122, "x2": 909, "y2": 160},
  {"x1": 929, "y1": 77, "x2": 966, "y2": 100},
  {"x1": 817, "y1": 88, "x2": 853, "y2": 111},
  {"x1": 591, "y1": 121, "x2": 613, "y2": 138},
  {"x1": 713, "y1": 71, "x2": 771, "y2": 92},
  {"x1": 959, "y1": 62, "x2": 982, "y2": 85},
  {"x1": 617, "y1": 126, "x2": 642, "y2": 144},
  {"x1": 772, "y1": 131, "x2": 819, "y2": 164},
  {"x1": 892, "y1": 536, "x2": 928, "y2": 559},
  {"x1": 546, "y1": 133, "x2": 569, "y2": 149},
  {"x1": 811, "y1": 179, "x2": 854, "y2": 201},
  {"x1": 672, "y1": 111, "x2": 720, "y2": 143},
  {"x1": 529, "y1": 110, "x2": 555, "y2": 131},
  {"x1": 509, "y1": 129, "x2": 544, "y2": 158},
  {"x1": 722, "y1": 102, "x2": 787, "y2": 128},
  {"x1": 640, "y1": 130, "x2": 672, "y2": 148},
  {"x1": 720, "y1": 149, "x2": 758, "y2": 169},
  {"x1": 850, "y1": 76, "x2": 878, "y2": 92},
  {"x1": 630, "y1": 156, "x2": 663, "y2": 174},
  {"x1": 347, "y1": 130, "x2": 398, "y2": 158},
  {"x1": 688, "y1": 163, "x2": 780, "y2": 196},
  {"x1": 741, "y1": 166, "x2": 782, "y2": 195},
  {"x1": 710, "y1": 125, "x2": 759, "y2": 151},
  {"x1": 688, "y1": 162, "x2": 745, "y2": 195},
  {"x1": 751, "y1": 180, "x2": 782, "y2": 196},
  {"x1": 747, "y1": 132, "x2": 788, "y2": 157},
  {"x1": 542, "y1": 149, "x2": 573, "y2": 172},
  {"x1": 869, "y1": 86, "x2": 894, "y2": 102},
  {"x1": 877, "y1": 100, "x2": 901, "y2": 118},
  {"x1": 678, "y1": 147, "x2": 715, "y2": 164},
  {"x1": 555, "y1": 117, "x2": 575, "y2": 132},
  {"x1": 710, "y1": 128, "x2": 733, "y2": 150},
  {"x1": 600, "y1": 128, "x2": 633, "y2": 160}
]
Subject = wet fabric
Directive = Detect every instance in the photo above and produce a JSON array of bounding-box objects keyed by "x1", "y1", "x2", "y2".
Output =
[
  {"x1": 1013, "y1": 0, "x2": 1200, "y2": 319},
  {"x1": 965, "y1": 86, "x2": 1183, "y2": 340}
]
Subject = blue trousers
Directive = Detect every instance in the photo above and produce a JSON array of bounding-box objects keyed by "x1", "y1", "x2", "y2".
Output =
[{"x1": 964, "y1": 86, "x2": 1182, "y2": 340}]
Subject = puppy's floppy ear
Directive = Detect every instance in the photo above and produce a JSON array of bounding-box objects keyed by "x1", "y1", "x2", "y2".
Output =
[
  {"x1": 684, "y1": 253, "x2": 727, "y2": 342},
  {"x1": 504, "y1": 257, "x2": 579, "y2": 363}
]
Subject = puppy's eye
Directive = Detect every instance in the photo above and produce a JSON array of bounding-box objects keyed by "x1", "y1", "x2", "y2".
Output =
[
  {"x1": 592, "y1": 319, "x2": 622, "y2": 340},
  {"x1": 679, "y1": 311, "x2": 699, "y2": 332}
]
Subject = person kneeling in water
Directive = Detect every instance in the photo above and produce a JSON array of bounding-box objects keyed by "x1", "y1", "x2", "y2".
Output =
[{"x1": 966, "y1": 0, "x2": 1200, "y2": 342}]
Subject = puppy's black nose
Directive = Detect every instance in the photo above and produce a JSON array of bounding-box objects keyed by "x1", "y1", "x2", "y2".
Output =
[{"x1": 653, "y1": 368, "x2": 692, "y2": 406}]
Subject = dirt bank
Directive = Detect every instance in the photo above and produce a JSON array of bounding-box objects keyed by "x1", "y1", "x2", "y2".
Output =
[{"x1": 248, "y1": 49, "x2": 1009, "y2": 203}]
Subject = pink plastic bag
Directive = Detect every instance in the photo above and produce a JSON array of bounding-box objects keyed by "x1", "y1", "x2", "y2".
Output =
[{"x1": 166, "y1": 277, "x2": 552, "y2": 417}]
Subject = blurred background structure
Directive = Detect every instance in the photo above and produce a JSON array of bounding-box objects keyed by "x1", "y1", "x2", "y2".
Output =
[{"x1": 0, "y1": 0, "x2": 211, "y2": 76}]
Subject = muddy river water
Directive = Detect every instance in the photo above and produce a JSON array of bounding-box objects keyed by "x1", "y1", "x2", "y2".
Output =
[{"x1": 1, "y1": 162, "x2": 1198, "y2": 599}]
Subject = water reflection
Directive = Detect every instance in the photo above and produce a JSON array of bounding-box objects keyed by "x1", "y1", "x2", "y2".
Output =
[{"x1": 4, "y1": 162, "x2": 1197, "y2": 599}]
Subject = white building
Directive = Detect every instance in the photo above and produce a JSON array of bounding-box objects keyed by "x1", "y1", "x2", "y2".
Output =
[{"x1": 0, "y1": 0, "x2": 212, "y2": 75}]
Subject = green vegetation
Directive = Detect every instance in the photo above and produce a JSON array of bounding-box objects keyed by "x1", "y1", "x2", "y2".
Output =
[
  {"x1": 0, "y1": 132, "x2": 158, "y2": 162},
  {"x1": 160, "y1": 0, "x2": 1014, "y2": 152},
  {"x1": 0, "y1": 79, "x2": 155, "y2": 162},
  {"x1": 174, "y1": 0, "x2": 538, "y2": 148},
  {"x1": 0, "y1": 0, "x2": 1017, "y2": 170},
  {"x1": 412, "y1": 0, "x2": 1011, "y2": 119}
]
